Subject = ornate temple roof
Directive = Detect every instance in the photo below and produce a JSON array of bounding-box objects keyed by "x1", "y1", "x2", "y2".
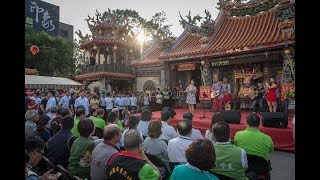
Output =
[
  {"x1": 74, "y1": 72, "x2": 136, "y2": 81},
  {"x1": 159, "y1": 0, "x2": 295, "y2": 61},
  {"x1": 25, "y1": 68, "x2": 38, "y2": 75}
]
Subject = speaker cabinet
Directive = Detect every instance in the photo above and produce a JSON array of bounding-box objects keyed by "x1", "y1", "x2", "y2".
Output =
[
  {"x1": 261, "y1": 112, "x2": 288, "y2": 128},
  {"x1": 220, "y1": 110, "x2": 241, "y2": 124},
  {"x1": 161, "y1": 107, "x2": 177, "y2": 118}
]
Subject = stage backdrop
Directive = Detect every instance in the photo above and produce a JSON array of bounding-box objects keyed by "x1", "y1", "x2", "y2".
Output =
[{"x1": 199, "y1": 86, "x2": 211, "y2": 101}]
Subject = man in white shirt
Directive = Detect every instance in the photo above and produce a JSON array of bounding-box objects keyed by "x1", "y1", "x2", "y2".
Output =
[
  {"x1": 46, "y1": 91, "x2": 57, "y2": 114},
  {"x1": 59, "y1": 91, "x2": 71, "y2": 109},
  {"x1": 182, "y1": 112, "x2": 204, "y2": 140},
  {"x1": 115, "y1": 94, "x2": 125, "y2": 119},
  {"x1": 159, "y1": 111, "x2": 177, "y2": 141},
  {"x1": 105, "y1": 92, "x2": 114, "y2": 118},
  {"x1": 167, "y1": 119, "x2": 193, "y2": 163},
  {"x1": 74, "y1": 90, "x2": 90, "y2": 115},
  {"x1": 130, "y1": 94, "x2": 137, "y2": 114}
]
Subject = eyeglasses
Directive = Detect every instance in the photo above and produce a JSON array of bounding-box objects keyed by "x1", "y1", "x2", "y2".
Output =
[{"x1": 36, "y1": 149, "x2": 46, "y2": 156}]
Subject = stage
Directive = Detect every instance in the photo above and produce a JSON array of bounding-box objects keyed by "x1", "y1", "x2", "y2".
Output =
[{"x1": 147, "y1": 108, "x2": 295, "y2": 152}]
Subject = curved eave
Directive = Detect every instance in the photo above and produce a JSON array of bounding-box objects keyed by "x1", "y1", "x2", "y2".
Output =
[{"x1": 75, "y1": 72, "x2": 136, "y2": 81}]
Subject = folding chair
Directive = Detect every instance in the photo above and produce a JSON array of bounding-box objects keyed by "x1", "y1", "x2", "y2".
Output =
[{"x1": 246, "y1": 154, "x2": 271, "y2": 180}]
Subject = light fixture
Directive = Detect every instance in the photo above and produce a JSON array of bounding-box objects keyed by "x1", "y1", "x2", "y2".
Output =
[
  {"x1": 129, "y1": 49, "x2": 133, "y2": 53},
  {"x1": 113, "y1": 44, "x2": 118, "y2": 50},
  {"x1": 93, "y1": 45, "x2": 97, "y2": 50},
  {"x1": 200, "y1": 59, "x2": 206, "y2": 66}
]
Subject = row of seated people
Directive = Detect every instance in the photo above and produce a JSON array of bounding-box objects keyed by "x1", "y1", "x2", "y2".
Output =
[{"x1": 25, "y1": 106, "x2": 273, "y2": 180}]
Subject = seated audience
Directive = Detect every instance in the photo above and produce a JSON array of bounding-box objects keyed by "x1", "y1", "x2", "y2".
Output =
[
  {"x1": 137, "y1": 109, "x2": 152, "y2": 138},
  {"x1": 33, "y1": 115, "x2": 51, "y2": 146},
  {"x1": 25, "y1": 136, "x2": 59, "y2": 180},
  {"x1": 234, "y1": 113, "x2": 274, "y2": 162},
  {"x1": 182, "y1": 112, "x2": 203, "y2": 140},
  {"x1": 143, "y1": 120, "x2": 170, "y2": 176},
  {"x1": 205, "y1": 113, "x2": 225, "y2": 144},
  {"x1": 211, "y1": 122, "x2": 256, "y2": 180},
  {"x1": 159, "y1": 111, "x2": 177, "y2": 141},
  {"x1": 47, "y1": 115, "x2": 74, "y2": 168},
  {"x1": 90, "y1": 124, "x2": 121, "y2": 180},
  {"x1": 106, "y1": 129, "x2": 160, "y2": 180},
  {"x1": 25, "y1": 110, "x2": 39, "y2": 137},
  {"x1": 71, "y1": 109, "x2": 87, "y2": 137},
  {"x1": 92, "y1": 108, "x2": 106, "y2": 139},
  {"x1": 111, "y1": 108, "x2": 124, "y2": 131},
  {"x1": 68, "y1": 119, "x2": 95, "y2": 179},
  {"x1": 89, "y1": 108, "x2": 97, "y2": 121},
  {"x1": 120, "y1": 115, "x2": 143, "y2": 147},
  {"x1": 167, "y1": 119, "x2": 193, "y2": 164},
  {"x1": 170, "y1": 139, "x2": 219, "y2": 180}
]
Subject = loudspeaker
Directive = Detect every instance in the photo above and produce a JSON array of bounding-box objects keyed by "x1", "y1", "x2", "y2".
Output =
[
  {"x1": 262, "y1": 112, "x2": 288, "y2": 128},
  {"x1": 220, "y1": 110, "x2": 241, "y2": 124},
  {"x1": 161, "y1": 107, "x2": 177, "y2": 118}
]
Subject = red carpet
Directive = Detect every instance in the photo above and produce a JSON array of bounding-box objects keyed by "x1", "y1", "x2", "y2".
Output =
[{"x1": 148, "y1": 108, "x2": 295, "y2": 152}]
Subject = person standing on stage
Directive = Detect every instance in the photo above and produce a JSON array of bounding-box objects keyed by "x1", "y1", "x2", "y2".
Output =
[
  {"x1": 162, "y1": 86, "x2": 171, "y2": 108},
  {"x1": 265, "y1": 77, "x2": 278, "y2": 112},
  {"x1": 252, "y1": 82, "x2": 266, "y2": 113},
  {"x1": 211, "y1": 79, "x2": 226, "y2": 112},
  {"x1": 184, "y1": 80, "x2": 197, "y2": 115}
]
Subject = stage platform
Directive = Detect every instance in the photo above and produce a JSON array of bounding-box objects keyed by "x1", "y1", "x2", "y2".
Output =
[{"x1": 147, "y1": 108, "x2": 295, "y2": 152}]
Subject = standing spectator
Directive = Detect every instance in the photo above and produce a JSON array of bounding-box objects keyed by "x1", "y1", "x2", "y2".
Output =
[
  {"x1": 69, "y1": 93, "x2": 77, "y2": 116},
  {"x1": 170, "y1": 139, "x2": 219, "y2": 180},
  {"x1": 121, "y1": 107, "x2": 130, "y2": 126},
  {"x1": 143, "y1": 92, "x2": 150, "y2": 107},
  {"x1": 46, "y1": 91, "x2": 57, "y2": 114},
  {"x1": 234, "y1": 113, "x2": 274, "y2": 162},
  {"x1": 137, "y1": 109, "x2": 152, "y2": 138},
  {"x1": 90, "y1": 124, "x2": 121, "y2": 180},
  {"x1": 75, "y1": 90, "x2": 90, "y2": 116},
  {"x1": 162, "y1": 87, "x2": 171, "y2": 108},
  {"x1": 99, "y1": 93, "x2": 106, "y2": 113},
  {"x1": 115, "y1": 94, "x2": 126, "y2": 120},
  {"x1": 34, "y1": 93, "x2": 42, "y2": 111},
  {"x1": 25, "y1": 110, "x2": 39, "y2": 137},
  {"x1": 159, "y1": 111, "x2": 177, "y2": 142},
  {"x1": 143, "y1": 121, "x2": 170, "y2": 176},
  {"x1": 27, "y1": 97, "x2": 37, "y2": 110},
  {"x1": 59, "y1": 91, "x2": 71, "y2": 109},
  {"x1": 106, "y1": 129, "x2": 160, "y2": 180},
  {"x1": 155, "y1": 91, "x2": 163, "y2": 111},
  {"x1": 92, "y1": 109, "x2": 106, "y2": 139},
  {"x1": 69, "y1": 86, "x2": 75, "y2": 94},
  {"x1": 130, "y1": 93, "x2": 138, "y2": 114},
  {"x1": 167, "y1": 119, "x2": 193, "y2": 164},
  {"x1": 88, "y1": 108, "x2": 97, "y2": 121},
  {"x1": 105, "y1": 92, "x2": 114, "y2": 120},
  {"x1": 68, "y1": 120, "x2": 95, "y2": 179},
  {"x1": 90, "y1": 95, "x2": 100, "y2": 110},
  {"x1": 47, "y1": 116, "x2": 74, "y2": 168},
  {"x1": 211, "y1": 122, "x2": 252, "y2": 179},
  {"x1": 39, "y1": 92, "x2": 48, "y2": 116}
]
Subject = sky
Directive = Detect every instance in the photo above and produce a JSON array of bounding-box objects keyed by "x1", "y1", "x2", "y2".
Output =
[{"x1": 42, "y1": 0, "x2": 220, "y2": 39}]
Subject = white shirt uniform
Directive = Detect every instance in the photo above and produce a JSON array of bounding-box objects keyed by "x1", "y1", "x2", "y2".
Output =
[
  {"x1": 167, "y1": 135, "x2": 193, "y2": 163},
  {"x1": 159, "y1": 121, "x2": 177, "y2": 141}
]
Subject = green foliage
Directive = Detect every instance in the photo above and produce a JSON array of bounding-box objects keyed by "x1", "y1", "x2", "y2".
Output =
[{"x1": 25, "y1": 29, "x2": 74, "y2": 77}]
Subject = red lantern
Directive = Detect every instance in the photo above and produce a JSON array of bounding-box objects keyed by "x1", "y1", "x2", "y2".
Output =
[{"x1": 30, "y1": 45, "x2": 39, "y2": 55}]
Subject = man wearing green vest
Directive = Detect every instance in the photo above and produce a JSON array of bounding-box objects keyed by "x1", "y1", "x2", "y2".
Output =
[
  {"x1": 71, "y1": 108, "x2": 87, "y2": 137},
  {"x1": 211, "y1": 122, "x2": 257, "y2": 180}
]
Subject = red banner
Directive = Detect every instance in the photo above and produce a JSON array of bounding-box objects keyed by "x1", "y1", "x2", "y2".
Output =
[
  {"x1": 281, "y1": 82, "x2": 295, "y2": 101},
  {"x1": 199, "y1": 86, "x2": 211, "y2": 101},
  {"x1": 177, "y1": 63, "x2": 195, "y2": 71}
]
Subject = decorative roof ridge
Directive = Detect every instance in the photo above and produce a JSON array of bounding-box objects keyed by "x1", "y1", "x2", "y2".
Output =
[
  {"x1": 139, "y1": 40, "x2": 162, "y2": 60},
  {"x1": 159, "y1": 30, "x2": 189, "y2": 57}
]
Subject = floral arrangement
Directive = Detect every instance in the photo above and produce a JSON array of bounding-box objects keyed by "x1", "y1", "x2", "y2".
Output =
[{"x1": 284, "y1": 89, "x2": 295, "y2": 99}]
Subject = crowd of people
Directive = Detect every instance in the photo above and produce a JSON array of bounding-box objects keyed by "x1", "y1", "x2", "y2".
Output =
[{"x1": 25, "y1": 86, "x2": 276, "y2": 180}]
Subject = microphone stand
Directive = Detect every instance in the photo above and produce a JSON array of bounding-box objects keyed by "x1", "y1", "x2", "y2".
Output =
[{"x1": 199, "y1": 65, "x2": 208, "y2": 119}]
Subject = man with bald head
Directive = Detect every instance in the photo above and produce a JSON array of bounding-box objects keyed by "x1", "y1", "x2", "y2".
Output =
[
  {"x1": 90, "y1": 124, "x2": 121, "y2": 180},
  {"x1": 167, "y1": 119, "x2": 193, "y2": 164},
  {"x1": 107, "y1": 129, "x2": 160, "y2": 180}
]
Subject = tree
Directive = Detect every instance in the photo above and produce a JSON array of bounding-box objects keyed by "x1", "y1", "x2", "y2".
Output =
[
  {"x1": 25, "y1": 29, "x2": 74, "y2": 77},
  {"x1": 73, "y1": 39, "x2": 85, "y2": 76}
]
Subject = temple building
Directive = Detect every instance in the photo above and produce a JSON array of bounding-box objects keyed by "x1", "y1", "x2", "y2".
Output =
[{"x1": 133, "y1": 0, "x2": 295, "y2": 105}]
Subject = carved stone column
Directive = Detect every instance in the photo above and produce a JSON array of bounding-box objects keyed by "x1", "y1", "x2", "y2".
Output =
[{"x1": 202, "y1": 61, "x2": 213, "y2": 87}]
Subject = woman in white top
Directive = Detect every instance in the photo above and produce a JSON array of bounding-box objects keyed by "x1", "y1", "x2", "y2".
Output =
[
  {"x1": 155, "y1": 91, "x2": 163, "y2": 111},
  {"x1": 120, "y1": 115, "x2": 143, "y2": 147}
]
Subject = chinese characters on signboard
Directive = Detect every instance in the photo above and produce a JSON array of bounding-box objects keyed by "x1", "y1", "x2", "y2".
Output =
[
  {"x1": 25, "y1": 0, "x2": 59, "y2": 36},
  {"x1": 211, "y1": 60, "x2": 229, "y2": 67},
  {"x1": 177, "y1": 63, "x2": 195, "y2": 71}
]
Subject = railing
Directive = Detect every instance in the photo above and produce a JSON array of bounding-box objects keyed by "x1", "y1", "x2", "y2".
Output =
[{"x1": 81, "y1": 64, "x2": 132, "y2": 74}]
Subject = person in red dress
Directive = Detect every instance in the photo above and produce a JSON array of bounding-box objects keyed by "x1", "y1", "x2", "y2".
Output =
[{"x1": 265, "y1": 77, "x2": 278, "y2": 112}]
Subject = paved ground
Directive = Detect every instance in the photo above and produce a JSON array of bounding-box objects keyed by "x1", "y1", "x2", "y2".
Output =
[{"x1": 270, "y1": 151, "x2": 295, "y2": 180}]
